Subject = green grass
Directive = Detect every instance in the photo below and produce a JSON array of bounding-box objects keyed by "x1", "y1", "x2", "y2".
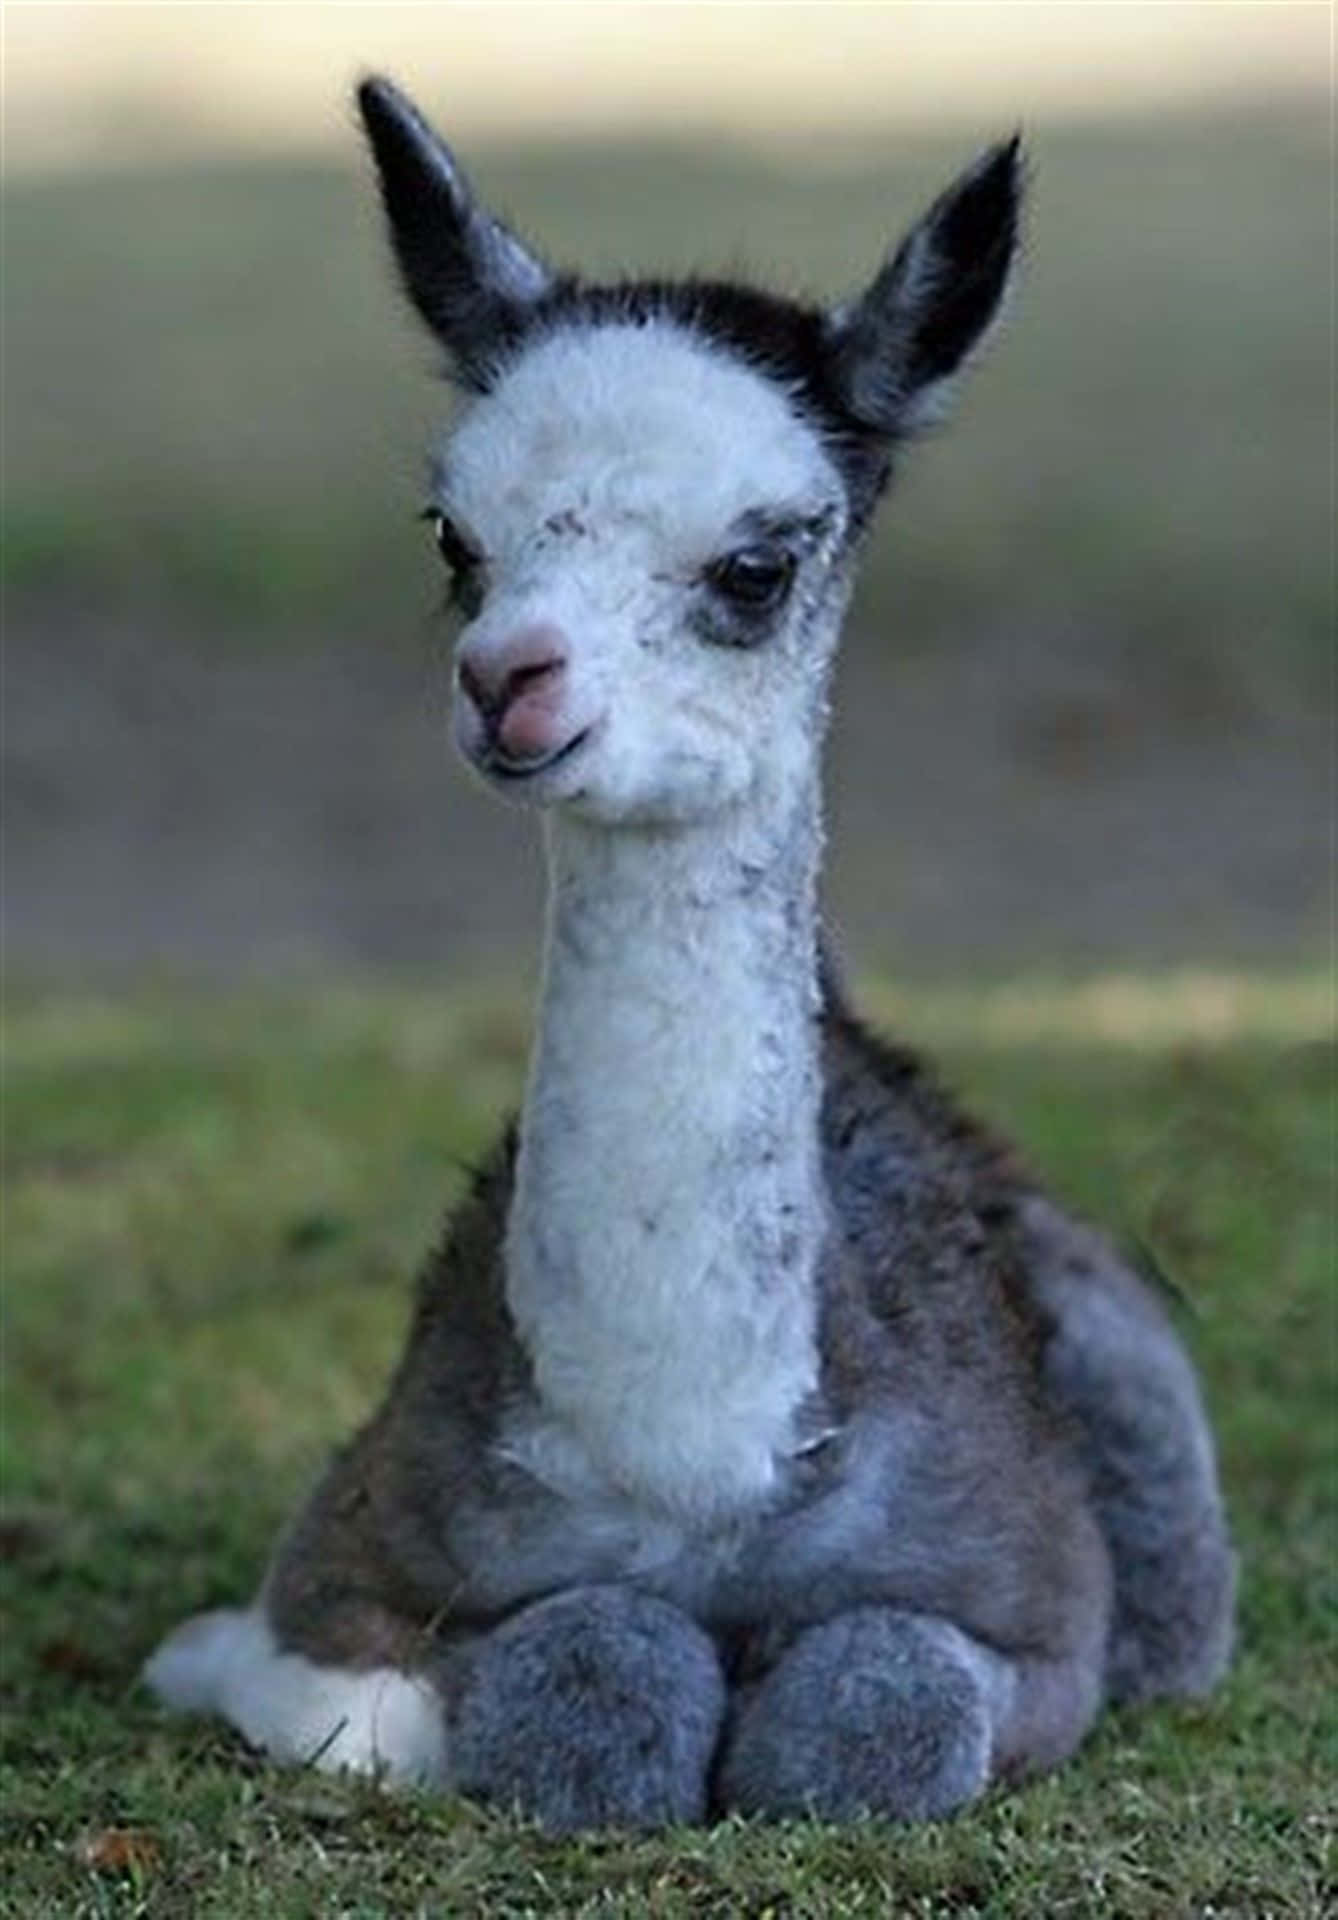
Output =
[{"x1": 2, "y1": 980, "x2": 1332, "y2": 1916}]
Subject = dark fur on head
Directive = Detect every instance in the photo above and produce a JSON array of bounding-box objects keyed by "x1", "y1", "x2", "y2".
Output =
[{"x1": 356, "y1": 76, "x2": 1023, "y2": 531}]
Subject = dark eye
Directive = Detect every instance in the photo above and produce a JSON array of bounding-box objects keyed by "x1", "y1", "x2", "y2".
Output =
[
  {"x1": 424, "y1": 510, "x2": 486, "y2": 618},
  {"x1": 704, "y1": 543, "x2": 797, "y2": 617}
]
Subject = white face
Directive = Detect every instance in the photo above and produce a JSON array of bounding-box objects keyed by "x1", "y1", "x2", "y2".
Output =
[{"x1": 430, "y1": 323, "x2": 852, "y2": 827}]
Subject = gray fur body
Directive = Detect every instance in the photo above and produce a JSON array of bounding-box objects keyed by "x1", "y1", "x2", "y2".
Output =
[
  {"x1": 145, "y1": 78, "x2": 1234, "y2": 1829},
  {"x1": 251, "y1": 1003, "x2": 1230, "y2": 1825}
]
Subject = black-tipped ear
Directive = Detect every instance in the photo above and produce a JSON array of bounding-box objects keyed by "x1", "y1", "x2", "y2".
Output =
[
  {"x1": 827, "y1": 136, "x2": 1023, "y2": 437},
  {"x1": 356, "y1": 76, "x2": 554, "y2": 384}
]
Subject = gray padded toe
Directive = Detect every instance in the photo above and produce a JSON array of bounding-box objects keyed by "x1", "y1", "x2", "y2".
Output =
[
  {"x1": 719, "y1": 1608, "x2": 992, "y2": 1821},
  {"x1": 450, "y1": 1584, "x2": 726, "y2": 1831}
]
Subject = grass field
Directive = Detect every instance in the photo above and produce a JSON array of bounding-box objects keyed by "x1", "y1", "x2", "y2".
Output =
[{"x1": 2, "y1": 979, "x2": 1332, "y2": 1917}]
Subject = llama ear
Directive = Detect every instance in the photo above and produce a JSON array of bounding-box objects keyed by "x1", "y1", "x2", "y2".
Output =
[
  {"x1": 356, "y1": 76, "x2": 554, "y2": 382},
  {"x1": 827, "y1": 136, "x2": 1023, "y2": 437}
]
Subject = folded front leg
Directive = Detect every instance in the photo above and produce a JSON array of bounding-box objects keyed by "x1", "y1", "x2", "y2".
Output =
[
  {"x1": 444, "y1": 1584, "x2": 727, "y2": 1832},
  {"x1": 718, "y1": 1606, "x2": 1101, "y2": 1822}
]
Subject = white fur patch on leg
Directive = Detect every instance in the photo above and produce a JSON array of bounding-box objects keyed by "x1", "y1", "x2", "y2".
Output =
[{"x1": 143, "y1": 1607, "x2": 448, "y2": 1785}]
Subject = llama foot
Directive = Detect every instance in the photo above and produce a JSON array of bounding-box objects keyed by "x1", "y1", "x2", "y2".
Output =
[
  {"x1": 718, "y1": 1608, "x2": 999, "y2": 1821},
  {"x1": 445, "y1": 1584, "x2": 726, "y2": 1832},
  {"x1": 144, "y1": 1605, "x2": 448, "y2": 1784}
]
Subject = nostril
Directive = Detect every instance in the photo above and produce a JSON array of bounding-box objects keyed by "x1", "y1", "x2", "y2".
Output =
[
  {"x1": 500, "y1": 655, "x2": 565, "y2": 712},
  {"x1": 457, "y1": 625, "x2": 569, "y2": 731}
]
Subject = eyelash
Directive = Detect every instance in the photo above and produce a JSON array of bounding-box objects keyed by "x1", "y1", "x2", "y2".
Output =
[
  {"x1": 423, "y1": 510, "x2": 486, "y2": 618},
  {"x1": 700, "y1": 541, "x2": 799, "y2": 636},
  {"x1": 420, "y1": 514, "x2": 809, "y2": 634}
]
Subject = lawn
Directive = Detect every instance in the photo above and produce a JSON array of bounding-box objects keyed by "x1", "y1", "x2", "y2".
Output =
[{"x1": 2, "y1": 978, "x2": 1331, "y2": 1917}]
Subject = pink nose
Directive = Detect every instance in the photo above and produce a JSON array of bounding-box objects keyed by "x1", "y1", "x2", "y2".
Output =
[{"x1": 457, "y1": 624, "x2": 570, "y2": 763}]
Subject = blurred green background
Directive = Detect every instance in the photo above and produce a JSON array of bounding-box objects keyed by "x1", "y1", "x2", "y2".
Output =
[{"x1": 3, "y1": 8, "x2": 1328, "y2": 983}]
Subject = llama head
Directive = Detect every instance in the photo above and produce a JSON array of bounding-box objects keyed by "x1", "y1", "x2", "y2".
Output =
[{"x1": 358, "y1": 77, "x2": 1021, "y2": 830}]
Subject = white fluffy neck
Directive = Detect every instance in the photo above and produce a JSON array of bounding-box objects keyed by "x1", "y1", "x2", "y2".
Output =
[{"x1": 503, "y1": 780, "x2": 828, "y2": 1523}]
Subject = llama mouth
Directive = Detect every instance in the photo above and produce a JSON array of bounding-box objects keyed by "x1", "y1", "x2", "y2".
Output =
[{"x1": 485, "y1": 727, "x2": 593, "y2": 783}]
